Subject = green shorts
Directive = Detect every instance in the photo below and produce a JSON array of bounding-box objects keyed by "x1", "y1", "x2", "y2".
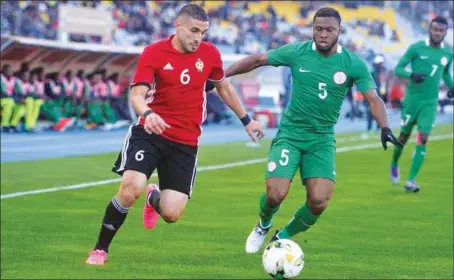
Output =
[
  {"x1": 400, "y1": 101, "x2": 437, "y2": 135},
  {"x1": 264, "y1": 133, "x2": 336, "y2": 183}
]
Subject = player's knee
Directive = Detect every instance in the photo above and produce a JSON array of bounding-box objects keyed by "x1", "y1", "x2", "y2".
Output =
[
  {"x1": 307, "y1": 198, "x2": 329, "y2": 215},
  {"x1": 118, "y1": 182, "x2": 142, "y2": 207},
  {"x1": 307, "y1": 191, "x2": 331, "y2": 215},
  {"x1": 161, "y1": 208, "x2": 183, "y2": 223},
  {"x1": 266, "y1": 182, "x2": 288, "y2": 207},
  {"x1": 417, "y1": 132, "x2": 428, "y2": 145},
  {"x1": 399, "y1": 133, "x2": 410, "y2": 145}
]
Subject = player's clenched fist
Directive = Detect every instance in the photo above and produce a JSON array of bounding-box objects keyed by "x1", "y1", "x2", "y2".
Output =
[{"x1": 144, "y1": 111, "x2": 170, "y2": 135}]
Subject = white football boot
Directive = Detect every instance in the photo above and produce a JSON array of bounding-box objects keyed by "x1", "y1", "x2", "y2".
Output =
[{"x1": 245, "y1": 221, "x2": 272, "y2": 253}]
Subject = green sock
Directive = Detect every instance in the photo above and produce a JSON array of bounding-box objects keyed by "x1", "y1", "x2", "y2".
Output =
[
  {"x1": 259, "y1": 193, "x2": 280, "y2": 228},
  {"x1": 391, "y1": 145, "x2": 404, "y2": 166},
  {"x1": 408, "y1": 145, "x2": 426, "y2": 181},
  {"x1": 278, "y1": 203, "x2": 319, "y2": 239}
]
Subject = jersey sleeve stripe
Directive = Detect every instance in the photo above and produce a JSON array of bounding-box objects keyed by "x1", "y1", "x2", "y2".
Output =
[
  {"x1": 208, "y1": 75, "x2": 226, "y2": 82},
  {"x1": 130, "y1": 82, "x2": 151, "y2": 90}
]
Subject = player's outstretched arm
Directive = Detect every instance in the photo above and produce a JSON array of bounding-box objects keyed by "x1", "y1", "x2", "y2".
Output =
[
  {"x1": 130, "y1": 85, "x2": 169, "y2": 135},
  {"x1": 224, "y1": 53, "x2": 268, "y2": 78},
  {"x1": 213, "y1": 79, "x2": 264, "y2": 142},
  {"x1": 363, "y1": 90, "x2": 403, "y2": 150}
]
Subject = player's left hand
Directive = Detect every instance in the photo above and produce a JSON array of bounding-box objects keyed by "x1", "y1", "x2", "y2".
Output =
[
  {"x1": 245, "y1": 119, "x2": 265, "y2": 142},
  {"x1": 381, "y1": 127, "x2": 402, "y2": 150},
  {"x1": 447, "y1": 87, "x2": 454, "y2": 98}
]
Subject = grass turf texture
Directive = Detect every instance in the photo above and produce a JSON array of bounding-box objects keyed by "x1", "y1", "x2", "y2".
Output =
[{"x1": 1, "y1": 125, "x2": 453, "y2": 279}]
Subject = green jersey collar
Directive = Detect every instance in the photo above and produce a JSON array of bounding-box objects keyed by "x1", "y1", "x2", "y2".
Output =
[
  {"x1": 425, "y1": 38, "x2": 444, "y2": 48},
  {"x1": 311, "y1": 41, "x2": 343, "y2": 54}
]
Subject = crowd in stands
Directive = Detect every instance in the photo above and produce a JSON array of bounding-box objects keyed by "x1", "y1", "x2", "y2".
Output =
[
  {"x1": 1, "y1": 1, "x2": 398, "y2": 54},
  {"x1": 397, "y1": 1, "x2": 453, "y2": 30},
  {"x1": 1, "y1": 62, "x2": 131, "y2": 133}
]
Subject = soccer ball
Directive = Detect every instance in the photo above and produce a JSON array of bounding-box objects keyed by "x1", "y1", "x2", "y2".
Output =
[{"x1": 262, "y1": 239, "x2": 304, "y2": 279}]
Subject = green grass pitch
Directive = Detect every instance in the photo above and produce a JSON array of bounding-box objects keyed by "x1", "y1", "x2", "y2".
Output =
[{"x1": 1, "y1": 125, "x2": 453, "y2": 279}]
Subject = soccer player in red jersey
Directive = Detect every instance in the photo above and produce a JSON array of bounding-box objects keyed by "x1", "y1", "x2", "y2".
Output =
[{"x1": 86, "y1": 4, "x2": 264, "y2": 265}]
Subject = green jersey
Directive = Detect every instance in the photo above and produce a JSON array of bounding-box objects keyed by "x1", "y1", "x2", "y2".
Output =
[
  {"x1": 395, "y1": 39, "x2": 453, "y2": 105},
  {"x1": 267, "y1": 40, "x2": 376, "y2": 137}
]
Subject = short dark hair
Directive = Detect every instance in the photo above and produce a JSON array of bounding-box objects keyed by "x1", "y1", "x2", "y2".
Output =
[
  {"x1": 431, "y1": 16, "x2": 448, "y2": 26},
  {"x1": 177, "y1": 4, "x2": 208, "y2": 22},
  {"x1": 313, "y1": 7, "x2": 342, "y2": 25}
]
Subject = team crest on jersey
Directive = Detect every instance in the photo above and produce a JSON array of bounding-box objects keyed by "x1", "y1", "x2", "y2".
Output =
[
  {"x1": 333, "y1": 71, "x2": 347, "y2": 85},
  {"x1": 268, "y1": 161, "x2": 277, "y2": 172},
  {"x1": 195, "y1": 58, "x2": 204, "y2": 72},
  {"x1": 441, "y1": 57, "x2": 448, "y2": 66}
]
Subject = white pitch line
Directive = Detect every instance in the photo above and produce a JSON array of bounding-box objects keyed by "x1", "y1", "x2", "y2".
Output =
[{"x1": 1, "y1": 134, "x2": 452, "y2": 200}]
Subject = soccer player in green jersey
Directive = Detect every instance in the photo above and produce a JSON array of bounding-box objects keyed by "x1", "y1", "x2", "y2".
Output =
[
  {"x1": 222, "y1": 7, "x2": 402, "y2": 252},
  {"x1": 390, "y1": 16, "x2": 453, "y2": 193}
]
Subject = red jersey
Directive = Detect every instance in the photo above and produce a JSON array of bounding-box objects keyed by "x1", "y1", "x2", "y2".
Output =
[{"x1": 132, "y1": 35, "x2": 225, "y2": 146}]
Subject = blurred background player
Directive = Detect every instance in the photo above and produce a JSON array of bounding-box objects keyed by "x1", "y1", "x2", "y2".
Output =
[
  {"x1": 362, "y1": 54, "x2": 389, "y2": 139},
  {"x1": 1, "y1": 64, "x2": 17, "y2": 132},
  {"x1": 224, "y1": 7, "x2": 401, "y2": 253},
  {"x1": 24, "y1": 68, "x2": 45, "y2": 132},
  {"x1": 86, "y1": 4, "x2": 264, "y2": 266},
  {"x1": 42, "y1": 71, "x2": 76, "y2": 132},
  {"x1": 8, "y1": 70, "x2": 29, "y2": 132},
  {"x1": 390, "y1": 16, "x2": 453, "y2": 192}
]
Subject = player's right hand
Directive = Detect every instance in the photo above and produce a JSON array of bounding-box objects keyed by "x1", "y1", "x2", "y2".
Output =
[
  {"x1": 410, "y1": 73, "x2": 425, "y2": 84},
  {"x1": 245, "y1": 119, "x2": 265, "y2": 142},
  {"x1": 381, "y1": 127, "x2": 403, "y2": 150},
  {"x1": 144, "y1": 112, "x2": 170, "y2": 135}
]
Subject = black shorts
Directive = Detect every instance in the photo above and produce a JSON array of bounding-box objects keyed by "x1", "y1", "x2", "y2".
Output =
[{"x1": 112, "y1": 124, "x2": 198, "y2": 197}]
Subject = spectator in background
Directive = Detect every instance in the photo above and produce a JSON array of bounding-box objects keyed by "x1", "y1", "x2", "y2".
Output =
[
  {"x1": 14, "y1": 62, "x2": 30, "y2": 77},
  {"x1": 280, "y1": 65, "x2": 292, "y2": 110},
  {"x1": 389, "y1": 77, "x2": 405, "y2": 110},
  {"x1": 95, "y1": 69, "x2": 118, "y2": 130},
  {"x1": 362, "y1": 54, "x2": 388, "y2": 137},
  {"x1": 371, "y1": 55, "x2": 388, "y2": 104},
  {"x1": 1, "y1": 64, "x2": 17, "y2": 133},
  {"x1": 9, "y1": 70, "x2": 29, "y2": 132},
  {"x1": 107, "y1": 72, "x2": 132, "y2": 123},
  {"x1": 204, "y1": 86, "x2": 233, "y2": 125},
  {"x1": 73, "y1": 69, "x2": 88, "y2": 126},
  {"x1": 84, "y1": 72, "x2": 105, "y2": 130},
  {"x1": 24, "y1": 69, "x2": 45, "y2": 132},
  {"x1": 60, "y1": 70, "x2": 77, "y2": 118},
  {"x1": 344, "y1": 86, "x2": 361, "y2": 121},
  {"x1": 43, "y1": 71, "x2": 75, "y2": 132},
  {"x1": 438, "y1": 85, "x2": 452, "y2": 114}
]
